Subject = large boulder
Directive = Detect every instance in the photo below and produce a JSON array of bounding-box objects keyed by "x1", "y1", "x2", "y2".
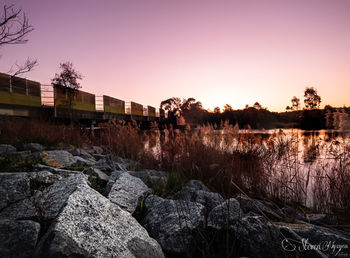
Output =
[
  {"x1": 143, "y1": 195, "x2": 205, "y2": 256},
  {"x1": 106, "y1": 171, "x2": 151, "y2": 213},
  {"x1": 40, "y1": 150, "x2": 77, "y2": 168},
  {"x1": 35, "y1": 175, "x2": 164, "y2": 258},
  {"x1": 0, "y1": 173, "x2": 30, "y2": 210},
  {"x1": 0, "y1": 219, "x2": 40, "y2": 258},
  {"x1": 174, "y1": 180, "x2": 224, "y2": 213}
]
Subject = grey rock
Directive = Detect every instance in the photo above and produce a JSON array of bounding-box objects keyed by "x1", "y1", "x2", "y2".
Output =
[
  {"x1": 84, "y1": 167, "x2": 109, "y2": 182},
  {"x1": 130, "y1": 169, "x2": 167, "y2": 187},
  {"x1": 207, "y1": 198, "x2": 243, "y2": 229},
  {"x1": 86, "y1": 146, "x2": 103, "y2": 155},
  {"x1": 107, "y1": 172, "x2": 151, "y2": 213},
  {"x1": 68, "y1": 148, "x2": 94, "y2": 160},
  {"x1": 34, "y1": 164, "x2": 81, "y2": 177},
  {"x1": 28, "y1": 171, "x2": 63, "y2": 186},
  {"x1": 236, "y1": 194, "x2": 282, "y2": 220},
  {"x1": 185, "y1": 179, "x2": 210, "y2": 192},
  {"x1": 92, "y1": 158, "x2": 113, "y2": 174},
  {"x1": 234, "y1": 215, "x2": 283, "y2": 258},
  {"x1": 23, "y1": 143, "x2": 44, "y2": 152},
  {"x1": 74, "y1": 156, "x2": 95, "y2": 167},
  {"x1": 35, "y1": 179, "x2": 164, "y2": 258},
  {"x1": 0, "y1": 197, "x2": 39, "y2": 220},
  {"x1": 0, "y1": 219, "x2": 40, "y2": 258},
  {"x1": 40, "y1": 150, "x2": 77, "y2": 168},
  {"x1": 9, "y1": 150, "x2": 32, "y2": 159},
  {"x1": 0, "y1": 173, "x2": 30, "y2": 210},
  {"x1": 174, "y1": 181, "x2": 224, "y2": 213},
  {"x1": 0, "y1": 144, "x2": 16, "y2": 154},
  {"x1": 143, "y1": 195, "x2": 205, "y2": 256},
  {"x1": 36, "y1": 173, "x2": 87, "y2": 221},
  {"x1": 304, "y1": 213, "x2": 331, "y2": 225}
]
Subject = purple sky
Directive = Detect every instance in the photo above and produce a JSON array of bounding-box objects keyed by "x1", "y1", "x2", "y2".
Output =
[{"x1": 1, "y1": 0, "x2": 349, "y2": 111}]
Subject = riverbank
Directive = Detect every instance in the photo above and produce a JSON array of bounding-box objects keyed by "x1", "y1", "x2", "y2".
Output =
[{"x1": 0, "y1": 142, "x2": 349, "y2": 257}]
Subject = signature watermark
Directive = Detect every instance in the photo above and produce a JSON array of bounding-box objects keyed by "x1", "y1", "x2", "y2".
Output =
[{"x1": 281, "y1": 238, "x2": 349, "y2": 256}]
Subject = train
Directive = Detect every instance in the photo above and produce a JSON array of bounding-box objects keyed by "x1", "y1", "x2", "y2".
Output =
[{"x1": 0, "y1": 72, "x2": 165, "y2": 123}]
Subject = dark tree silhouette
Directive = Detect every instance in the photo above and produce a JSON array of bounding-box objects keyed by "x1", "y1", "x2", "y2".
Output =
[
  {"x1": 213, "y1": 106, "x2": 221, "y2": 113},
  {"x1": 291, "y1": 96, "x2": 300, "y2": 110},
  {"x1": 304, "y1": 87, "x2": 321, "y2": 109},
  {"x1": 0, "y1": 4, "x2": 37, "y2": 76},
  {"x1": 253, "y1": 102, "x2": 262, "y2": 110},
  {"x1": 160, "y1": 97, "x2": 202, "y2": 124},
  {"x1": 52, "y1": 62, "x2": 82, "y2": 90}
]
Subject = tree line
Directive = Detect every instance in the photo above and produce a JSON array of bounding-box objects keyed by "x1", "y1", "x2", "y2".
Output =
[{"x1": 161, "y1": 87, "x2": 350, "y2": 130}]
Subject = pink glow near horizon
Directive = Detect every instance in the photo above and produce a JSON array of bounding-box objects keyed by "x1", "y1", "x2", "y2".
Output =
[{"x1": 0, "y1": 0, "x2": 349, "y2": 112}]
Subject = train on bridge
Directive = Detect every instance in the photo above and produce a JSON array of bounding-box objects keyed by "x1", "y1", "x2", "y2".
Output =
[{"x1": 0, "y1": 72, "x2": 165, "y2": 124}]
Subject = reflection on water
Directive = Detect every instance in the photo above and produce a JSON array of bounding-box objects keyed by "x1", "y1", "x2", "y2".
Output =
[{"x1": 144, "y1": 128, "x2": 350, "y2": 211}]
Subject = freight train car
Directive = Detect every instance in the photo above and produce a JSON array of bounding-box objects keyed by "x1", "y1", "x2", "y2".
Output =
[
  {"x1": 102, "y1": 95, "x2": 125, "y2": 119},
  {"x1": 0, "y1": 72, "x2": 41, "y2": 117},
  {"x1": 54, "y1": 85, "x2": 96, "y2": 120}
]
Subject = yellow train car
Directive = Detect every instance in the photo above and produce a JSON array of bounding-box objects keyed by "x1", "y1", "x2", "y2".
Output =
[
  {"x1": 131, "y1": 101, "x2": 143, "y2": 116},
  {"x1": 148, "y1": 106, "x2": 156, "y2": 117},
  {"x1": 0, "y1": 72, "x2": 41, "y2": 116},
  {"x1": 54, "y1": 85, "x2": 95, "y2": 112},
  {"x1": 103, "y1": 95, "x2": 125, "y2": 115}
]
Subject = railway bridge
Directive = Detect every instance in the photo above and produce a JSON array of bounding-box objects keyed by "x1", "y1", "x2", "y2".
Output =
[{"x1": 0, "y1": 72, "x2": 166, "y2": 126}]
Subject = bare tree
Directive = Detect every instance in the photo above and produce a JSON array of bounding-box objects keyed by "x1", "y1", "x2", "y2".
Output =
[{"x1": 0, "y1": 4, "x2": 37, "y2": 76}]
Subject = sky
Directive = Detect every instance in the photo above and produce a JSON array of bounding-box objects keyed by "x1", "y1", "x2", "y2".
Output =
[{"x1": 1, "y1": 0, "x2": 349, "y2": 112}]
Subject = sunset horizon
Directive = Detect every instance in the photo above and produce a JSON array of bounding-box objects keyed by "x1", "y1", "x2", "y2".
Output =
[{"x1": 1, "y1": 0, "x2": 349, "y2": 112}]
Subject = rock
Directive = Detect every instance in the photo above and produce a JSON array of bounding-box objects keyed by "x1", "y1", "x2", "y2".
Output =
[
  {"x1": 207, "y1": 198, "x2": 243, "y2": 229},
  {"x1": 23, "y1": 143, "x2": 44, "y2": 152},
  {"x1": 86, "y1": 146, "x2": 103, "y2": 155},
  {"x1": 0, "y1": 144, "x2": 16, "y2": 154},
  {"x1": 28, "y1": 171, "x2": 63, "y2": 186},
  {"x1": 84, "y1": 167, "x2": 109, "y2": 183},
  {"x1": 35, "y1": 173, "x2": 88, "y2": 221},
  {"x1": 143, "y1": 195, "x2": 205, "y2": 256},
  {"x1": 0, "y1": 173, "x2": 30, "y2": 210},
  {"x1": 0, "y1": 197, "x2": 39, "y2": 221},
  {"x1": 92, "y1": 158, "x2": 113, "y2": 174},
  {"x1": 130, "y1": 169, "x2": 167, "y2": 187},
  {"x1": 35, "y1": 177, "x2": 164, "y2": 258},
  {"x1": 185, "y1": 179, "x2": 210, "y2": 192},
  {"x1": 0, "y1": 219, "x2": 40, "y2": 258},
  {"x1": 68, "y1": 148, "x2": 94, "y2": 160},
  {"x1": 33, "y1": 164, "x2": 81, "y2": 177},
  {"x1": 236, "y1": 194, "x2": 282, "y2": 220},
  {"x1": 174, "y1": 181, "x2": 224, "y2": 213},
  {"x1": 233, "y1": 216, "x2": 283, "y2": 258},
  {"x1": 40, "y1": 150, "x2": 77, "y2": 168},
  {"x1": 7, "y1": 150, "x2": 32, "y2": 159},
  {"x1": 304, "y1": 213, "x2": 331, "y2": 225},
  {"x1": 107, "y1": 172, "x2": 151, "y2": 213},
  {"x1": 74, "y1": 156, "x2": 95, "y2": 167}
]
